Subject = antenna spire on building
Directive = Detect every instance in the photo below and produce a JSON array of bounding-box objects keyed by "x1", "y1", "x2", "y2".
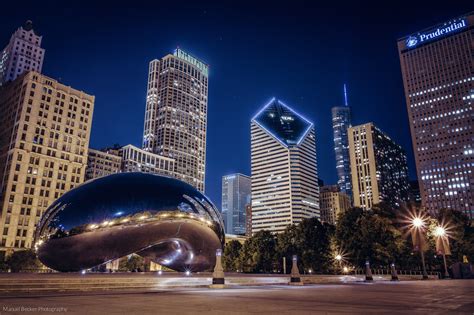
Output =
[{"x1": 343, "y1": 83, "x2": 348, "y2": 106}]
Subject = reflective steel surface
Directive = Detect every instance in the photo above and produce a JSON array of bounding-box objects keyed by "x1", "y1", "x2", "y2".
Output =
[{"x1": 34, "y1": 173, "x2": 225, "y2": 272}]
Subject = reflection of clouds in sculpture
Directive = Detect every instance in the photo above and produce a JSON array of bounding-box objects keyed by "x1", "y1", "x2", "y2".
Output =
[{"x1": 34, "y1": 173, "x2": 224, "y2": 272}]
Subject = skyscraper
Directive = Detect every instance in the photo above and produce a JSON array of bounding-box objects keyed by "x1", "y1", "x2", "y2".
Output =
[
  {"x1": 331, "y1": 85, "x2": 352, "y2": 199},
  {"x1": 85, "y1": 144, "x2": 176, "y2": 180},
  {"x1": 142, "y1": 48, "x2": 208, "y2": 192},
  {"x1": 348, "y1": 123, "x2": 409, "y2": 209},
  {"x1": 0, "y1": 21, "x2": 45, "y2": 86},
  {"x1": 221, "y1": 173, "x2": 251, "y2": 235},
  {"x1": 0, "y1": 71, "x2": 94, "y2": 256},
  {"x1": 398, "y1": 13, "x2": 474, "y2": 219},
  {"x1": 85, "y1": 147, "x2": 122, "y2": 180},
  {"x1": 119, "y1": 144, "x2": 175, "y2": 176},
  {"x1": 319, "y1": 185, "x2": 351, "y2": 225},
  {"x1": 251, "y1": 98, "x2": 319, "y2": 234}
]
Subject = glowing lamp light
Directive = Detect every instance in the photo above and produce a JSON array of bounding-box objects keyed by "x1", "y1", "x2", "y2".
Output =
[
  {"x1": 81, "y1": 270, "x2": 86, "y2": 275},
  {"x1": 185, "y1": 270, "x2": 191, "y2": 276},
  {"x1": 158, "y1": 270, "x2": 162, "y2": 275},
  {"x1": 343, "y1": 266, "x2": 349, "y2": 273},
  {"x1": 335, "y1": 254, "x2": 342, "y2": 261},
  {"x1": 434, "y1": 226, "x2": 446, "y2": 237},
  {"x1": 412, "y1": 217, "x2": 424, "y2": 228},
  {"x1": 138, "y1": 215, "x2": 147, "y2": 220}
]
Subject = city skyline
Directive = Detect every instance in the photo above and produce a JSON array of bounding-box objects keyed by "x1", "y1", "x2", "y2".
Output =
[{"x1": 0, "y1": 2, "x2": 472, "y2": 207}]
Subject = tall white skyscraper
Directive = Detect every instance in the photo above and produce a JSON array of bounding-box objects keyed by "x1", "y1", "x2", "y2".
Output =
[
  {"x1": 0, "y1": 21, "x2": 45, "y2": 86},
  {"x1": 251, "y1": 98, "x2": 319, "y2": 234},
  {"x1": 143, "y1": 48, "x2": 208, "y2": 192},
  {"x1": 221, "y1": 173, "x2": 251, "y2": 235}
]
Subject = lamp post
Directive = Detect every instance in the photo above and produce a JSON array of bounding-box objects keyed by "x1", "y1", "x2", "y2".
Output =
[
  {"x1": 434, "y1": 225, "x2": 450, "y2": 279},
  {"x1": 411, "y1": 216, "x2": 428, "y2": 280},
  {"x1": 335, "y1": 254, "x2": 342, "y2": 274}
]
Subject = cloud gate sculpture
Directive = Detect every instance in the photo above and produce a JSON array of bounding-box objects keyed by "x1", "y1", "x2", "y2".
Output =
[{"x1": 34, "y1": 173, "x2": 225, "y2": 272}]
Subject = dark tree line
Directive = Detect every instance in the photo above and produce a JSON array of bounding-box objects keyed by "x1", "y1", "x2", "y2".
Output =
[{"x1": 223, "y1": 204, "x2": 474, "y2": 274}]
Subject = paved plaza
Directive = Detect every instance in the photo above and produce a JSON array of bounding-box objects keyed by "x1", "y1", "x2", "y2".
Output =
[{"x1": 0, "y1": 279, "x2": 473, "y2": 314}]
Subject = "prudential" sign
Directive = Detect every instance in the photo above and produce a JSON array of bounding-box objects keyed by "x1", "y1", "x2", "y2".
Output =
[{"x1": 406, "y1": 19, "x2": 467, "y2": 48}]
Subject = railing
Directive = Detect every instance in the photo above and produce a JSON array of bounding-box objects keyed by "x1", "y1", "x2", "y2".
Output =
[{"x1": 353, "y1": 268, "x2": 440, "y2": 277}]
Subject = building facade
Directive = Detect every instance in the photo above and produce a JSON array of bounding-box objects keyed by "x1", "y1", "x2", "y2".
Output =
[
  {"x1": 221, "y1": 173, "x2": 251, "y2": 235},
  {"x1": 251, "y1": 98, "x2": 319, "y2": 234},
  {"x1": 398, "y1": 13, "x2": 474, "y2": 219},
  {"x1": 0, "y1": 21, "x2": 45, "y2": 86},
  {"x1": 85, "y1": 144, "x2": 175, "y2": 181},
  {"x1": 119, "y1": 144, "x2": 175, "y2": 176},
  {"x1": 348, "y1": 123, "x2": 409, "y2": 209},
  {"x1": 0, "y1": 71, "x2": 93, "y2": 256},
  {"x1": 331, "y1": 84, "x2": 352, "y2": 199},
  {"x1": 245, "y1": 204, "x2": 252, "y2": 237},
  {"x1": 142, "y1": 48, "x2": 208, "y2": 192},
  {"x1": 319, "y1": 185, "x2": 351, "y2": 225},
  {"x1": 85, "y1": 147, "x2": 121, "y2": 181}
]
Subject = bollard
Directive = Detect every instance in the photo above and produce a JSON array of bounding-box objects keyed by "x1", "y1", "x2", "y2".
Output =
[
  {"x1": 289, "y1": 255, "x2": 303, "y2": 286},
  {"x1": 365, "y1": 260, "x2": 373, "y2": 281},
  {"x1": 390, "y1": 263, "x2": 399, "y2": 281},
  {"x1": 210, "y1": 248, "x2": 225, "y2": 288}
]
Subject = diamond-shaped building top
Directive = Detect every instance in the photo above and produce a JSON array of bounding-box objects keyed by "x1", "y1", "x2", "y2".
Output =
[{"x1": 252, "y1": 98, "x2": 313, "y2": 147}]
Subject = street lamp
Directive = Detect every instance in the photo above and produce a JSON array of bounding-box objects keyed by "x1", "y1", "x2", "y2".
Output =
[
  {"x1": 410, "y1": 216, "x2": 429, "y2": 280},
  {"x1": 335, "y1": 254, "x2": 343, "y2": 274},
  {"x1": 434, "y1": 225, "x2": 451, "y2": 279}
]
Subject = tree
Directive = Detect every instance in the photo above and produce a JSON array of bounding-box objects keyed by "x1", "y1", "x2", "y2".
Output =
[
  {"x1": 335, "y1": 205, "x2": 406, "y2": 269},
  {"x1": 223, "y1": 240, "x2": 242, "y2": 272},
  {"x1": 118, "y1": 254, "x2": 145, "y2": 272},
  {"x1": 6, "y1": 249, "x2": 40, "y2": 272},
  {"x1": 437, "y1": 208, "x2": 474, "y2": 264},
  {"x1": 296, "y1": 218, "x2": 334, "y2": 273},
  {"x1": 276, "y1": 224, "x2": 300, "y2": 273},
  {"x1": 239, "y1": 230, "x2": 277, "y2": 273}
]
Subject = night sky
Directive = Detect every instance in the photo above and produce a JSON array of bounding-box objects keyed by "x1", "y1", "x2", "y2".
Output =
[{"x1": 1, "y1": 1, "x2": 472, "y2": 207}]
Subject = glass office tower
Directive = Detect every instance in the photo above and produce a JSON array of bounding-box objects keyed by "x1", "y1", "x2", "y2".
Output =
[
  {"x1": 221, "y1": 173, "x2": 251, "y2": 235},
  {"x1": 398, "y1": 13, "x2": 474, "y2": 218},
  {"x1": 331, "y1": 85, "x2": 352, "y2": 199}
]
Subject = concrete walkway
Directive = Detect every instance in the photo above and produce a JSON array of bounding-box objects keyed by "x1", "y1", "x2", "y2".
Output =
[
  {"x1": 0, "y1": 273, "x2": 438, "y2": 293},
  {"x1": 0, "y1": 280, "x2": 472, "y2": 314}
]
